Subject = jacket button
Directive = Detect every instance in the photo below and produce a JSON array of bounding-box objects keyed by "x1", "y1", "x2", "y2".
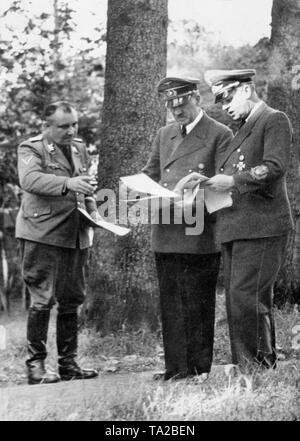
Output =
[
  {"x1": 34, "y1": 212, "x2": 38, "y2": 217},
  {"x1": 163, "y1": 183, "x2": 168, "y2": 187},
  {"x1": 220, "y1": 168, "x2": 224, "y2": 172},
  {"x1": 166, "y1": 168, "x2": 170, "y2": 173}
]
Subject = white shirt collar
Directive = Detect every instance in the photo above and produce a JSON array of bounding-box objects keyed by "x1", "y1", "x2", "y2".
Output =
[
  {"x1": 245, "y1": 100, "x2": 263, "y2": 122},
  {"x1": 182, "y1": 109, "x2": 204, "y2": 134}
]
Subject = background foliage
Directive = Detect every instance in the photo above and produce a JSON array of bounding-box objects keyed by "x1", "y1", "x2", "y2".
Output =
[{"x1": 0, "y1": 0, "x2": 298, "y2": 327}]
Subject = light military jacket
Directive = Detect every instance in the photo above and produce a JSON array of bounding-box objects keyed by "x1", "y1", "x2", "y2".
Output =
[{"x1": 15, "y1": 134, "x2": 97, "y2": 249}]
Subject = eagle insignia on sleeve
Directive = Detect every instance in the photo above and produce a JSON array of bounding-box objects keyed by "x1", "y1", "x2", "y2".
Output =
[{"x1": 250, "y1": 165, "x2": 269, "y2": 180}]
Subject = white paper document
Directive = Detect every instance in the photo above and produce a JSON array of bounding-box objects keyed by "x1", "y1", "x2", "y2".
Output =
[
  {"x1": 120, "y1": 173, "x2": 178, "y2": 198},
  {"x1": 120, "y1": 172, "x2": 232, "y2": 214},
  {"x1": 124, "y1": 195, "x2": 162, "y2": 202},
  {"x1": 78, "y1": 207, "x2": 130, "y2": 236},
  {"x1": 204, "y1": 187, "x2": 233, "y2": 214}
]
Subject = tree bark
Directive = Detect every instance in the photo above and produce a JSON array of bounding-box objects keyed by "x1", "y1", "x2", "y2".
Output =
[
  {"x1": 84, "y1": 0, "x2": 168, "y2": 331},
  {"x1": 268, "y1": 0, "x2": 300, "y2": 304}
]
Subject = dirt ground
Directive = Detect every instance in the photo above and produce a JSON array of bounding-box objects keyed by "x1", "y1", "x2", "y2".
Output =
[{"x1": 0, "y1": 364, "x2": 232, "y2": 419}]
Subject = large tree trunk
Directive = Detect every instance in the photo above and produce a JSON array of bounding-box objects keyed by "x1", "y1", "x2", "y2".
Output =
[
  {"x1": 84, "y1": 0, "x2": 168, "y2": 331},
  {"x1": 268, "y1": 0, "x2": 300, "y2": 304}
]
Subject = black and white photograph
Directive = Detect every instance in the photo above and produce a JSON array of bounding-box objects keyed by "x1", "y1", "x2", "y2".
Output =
[{"x1": 0, "y1": 0, "x2": 299, "y2": 425}]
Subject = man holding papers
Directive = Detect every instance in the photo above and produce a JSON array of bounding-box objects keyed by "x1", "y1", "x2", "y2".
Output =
[
  {"x1": 142, "y1": 76, "x2": 233, "y2": 382},
  {"x1": 16, "y1": 101, "x2": 98, "y2": 384},
  {"x1": 194, "y1": 69, "x2": 293, "y2": 370}
]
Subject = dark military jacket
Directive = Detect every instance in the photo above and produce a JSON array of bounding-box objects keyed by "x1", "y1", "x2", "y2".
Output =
[
  {"x1": 142, "y1": 112, "x2": 233, "y2": 254},
  {"x1": 215, "y1": 102, "x2": 294, "y2": 243},
  {"x1": 15, "y1": 134, "x2": 97, "y2": 249}
]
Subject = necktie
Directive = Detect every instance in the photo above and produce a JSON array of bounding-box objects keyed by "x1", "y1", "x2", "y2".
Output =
[
  {"x1": 60, "y1": 145, "x2": 73, "y2": 171},
  {"x1": 238, "y1": 119, "x2": 246, "y2": 130},
  {"x1": 181, "y1": 125, "x2": 187, "y2": 137}
]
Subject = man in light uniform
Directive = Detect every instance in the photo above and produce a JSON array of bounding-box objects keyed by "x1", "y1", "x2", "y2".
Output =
[{"x1": 16, "y1": 101, "x2": 99, "y2": 384}]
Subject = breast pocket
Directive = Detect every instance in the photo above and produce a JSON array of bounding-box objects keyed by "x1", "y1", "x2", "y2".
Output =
[
  {"x1": 44, "y1": 161, "x2": 66, "y2": 176},
  {"x1": 44, "y1": 161, "x2": 63, "y2": 170}
]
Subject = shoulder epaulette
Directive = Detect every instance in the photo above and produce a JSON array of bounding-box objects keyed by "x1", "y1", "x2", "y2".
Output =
[{"x1": 28, "y1": 134, "x2": 43, "y2": 142}]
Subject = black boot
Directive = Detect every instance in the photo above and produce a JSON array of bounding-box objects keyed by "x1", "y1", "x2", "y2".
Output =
[
  {"x1": 57, "y1": 311, "x2": 98, "y2": 381},
  {"x1": 26, "y1": 307, "x2": 60, "y2": 385}
]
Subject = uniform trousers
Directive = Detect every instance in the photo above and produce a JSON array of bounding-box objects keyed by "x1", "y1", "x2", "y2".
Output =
[
  {"x1": 19, "y1": 239, "x2": 88, "y2": 313},
  {"x1": 222, "y1": 235, "x2": 288, "y2": 369},
  {"x1": 155, "y1": 252, "x2": 220, "y2": 377}
]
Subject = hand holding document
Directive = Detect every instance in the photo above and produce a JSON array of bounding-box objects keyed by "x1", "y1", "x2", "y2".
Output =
[
  {"x1": 175, "y1": 172, "x2": 233, "y2": 213},
  {"x1": 78, "y1": 207, "x2": 130, "y2": 236},
  {"x1": 204, "y1": 174, "x2": 235, "y2": 192},
  {"x1": 173, "y1": 172, "x2": 209, "y2": 193}
]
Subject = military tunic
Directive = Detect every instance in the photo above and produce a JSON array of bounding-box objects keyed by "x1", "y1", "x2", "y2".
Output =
[
  {"x1": 16, "y1": 134, "x2": 97, "y2": 310},
  {"x1": 215, "y1": 102, "x2": 293, "y2": 368},
  {"x1": 16, "y1": 134, "x2": 96, "y2": 248},
  {"x1": 143, "y1": 112, "x2": 233, "y2": 377}
]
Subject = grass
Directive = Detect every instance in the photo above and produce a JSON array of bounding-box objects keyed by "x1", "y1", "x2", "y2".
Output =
[{"x1": 0, "y1": 291, "x2": 299, "y2": 421}]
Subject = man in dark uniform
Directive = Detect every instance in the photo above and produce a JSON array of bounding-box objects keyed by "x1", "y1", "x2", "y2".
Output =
[
  {"x1": 16, "y1": 101, "x2": 99, "y2": 384},
  {"x1": 187, "y1": 69, "x2": 293, "y2": 370},
  {"x1": 142, "y1": 77, "x2": 233, "y2": 382}
]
